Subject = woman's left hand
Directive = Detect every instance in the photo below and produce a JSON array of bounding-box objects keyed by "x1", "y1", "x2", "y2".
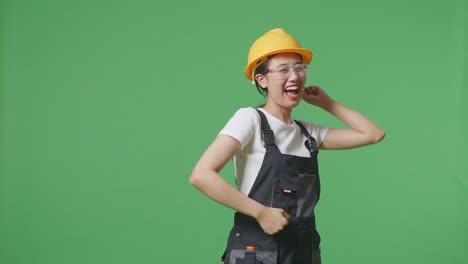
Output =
[{"x1": 302, "y1": 85, "x2": 333, "y2": 109}]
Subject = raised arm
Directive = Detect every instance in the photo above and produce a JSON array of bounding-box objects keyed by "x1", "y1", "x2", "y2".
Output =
[
  {"x1": 302, "y1": 86, "x2": 386, "y2": 150},
  {"x1": 189, "y1": 134, "x2": 289, "y2": 234}
]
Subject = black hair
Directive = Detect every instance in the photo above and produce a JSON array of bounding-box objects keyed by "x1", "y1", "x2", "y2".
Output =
[{"x1": 253, "y1": 57, "x2": 271, "y2": 97}]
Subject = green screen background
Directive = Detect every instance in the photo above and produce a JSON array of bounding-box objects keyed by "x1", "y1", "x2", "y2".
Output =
[{"x1": 1, "y1": 0, "x2": 467, "y2": 263}]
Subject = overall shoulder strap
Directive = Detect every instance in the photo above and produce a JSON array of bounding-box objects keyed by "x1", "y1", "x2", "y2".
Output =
[
  {"x1": 254, "y1": 108, "x2": 276, "y2": 147},
  {"x1": 294, "y1": 120, "x2": 319, "y2": 153}
]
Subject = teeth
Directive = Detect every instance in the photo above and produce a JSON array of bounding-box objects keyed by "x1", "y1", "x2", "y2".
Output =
[{"x1": 285, "y1": 86, "x2": 298, "y2": 91}]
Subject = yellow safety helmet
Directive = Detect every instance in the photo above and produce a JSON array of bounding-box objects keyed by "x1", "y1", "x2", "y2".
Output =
[{"x1": 244, "y1": 28, "x2": 313, "y2": 81}]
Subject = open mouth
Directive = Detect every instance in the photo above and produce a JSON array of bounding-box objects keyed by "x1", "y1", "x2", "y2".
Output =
[{"x1": 285, "y1": 86, "x2": 300, "y2": 99}]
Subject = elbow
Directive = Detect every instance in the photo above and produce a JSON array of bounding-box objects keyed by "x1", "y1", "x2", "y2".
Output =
[
  {"x1": 371, "y1": 129, "x2": 386, "y2": 143},
  {"x1": 189, "y1": 170, "x2": 200, "y2": 186},
  {"x1": 189, "y1": 167, "x2": 205, "y2": 187}
]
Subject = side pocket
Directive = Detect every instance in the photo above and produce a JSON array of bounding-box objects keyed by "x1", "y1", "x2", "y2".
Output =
[
  {"x1": 229, "y1": 249, "x2": 277, "y2": 264},
  {"x1": 311, "y1": 248, "x2": 321, "y2": 264},
  {"x1": 223, "y1": 214, "x2": 278, "y2": 263}
]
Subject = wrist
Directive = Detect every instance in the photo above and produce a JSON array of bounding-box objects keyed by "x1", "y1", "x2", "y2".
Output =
[
  {"x1": 251, "y1": 202, "x2": 265, "y2": 219},
  {"x1": 320, "y1": 99, "x2": 336, "y2": 112}
]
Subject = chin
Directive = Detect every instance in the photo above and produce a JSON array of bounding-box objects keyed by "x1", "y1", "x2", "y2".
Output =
[{"x1": 285, "y1": 100, "x2": 301, "y2": 109}]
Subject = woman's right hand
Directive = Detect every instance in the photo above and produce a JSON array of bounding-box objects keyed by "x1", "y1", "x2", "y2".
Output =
[{"x1": 255, "y1": 206, "x2": 289, "y2": 235}]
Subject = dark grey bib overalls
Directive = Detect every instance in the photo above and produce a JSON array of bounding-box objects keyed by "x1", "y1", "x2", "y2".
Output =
[{"x1": 221, "y1": 109, "x2": 322, "y2": 264}]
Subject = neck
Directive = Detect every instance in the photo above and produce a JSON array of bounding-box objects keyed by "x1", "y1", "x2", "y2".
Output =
[{"x1": 262, "y1": 104, "x2": 294, "y2": 124}]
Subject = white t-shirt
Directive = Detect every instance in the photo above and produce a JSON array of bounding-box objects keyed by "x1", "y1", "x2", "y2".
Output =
[{"x1": 219, "y1": 107, "x2": 329, "y2": 195}]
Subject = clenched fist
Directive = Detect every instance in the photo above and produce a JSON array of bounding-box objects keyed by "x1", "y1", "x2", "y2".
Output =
[{"x1": 255, "y1": 206, "x2": 290, "y2": 235}]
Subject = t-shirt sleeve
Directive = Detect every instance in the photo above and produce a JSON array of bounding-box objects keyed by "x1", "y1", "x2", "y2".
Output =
[
  {"x1": 303, "y1": 121, "x2": 329, "y2": 147},
  {"x1": 219, "y1": 108, "x2": 258, "y2": 149}
]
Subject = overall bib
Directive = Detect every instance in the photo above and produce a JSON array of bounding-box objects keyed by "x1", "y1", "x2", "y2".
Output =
[{"x1": 221, "y1": 109, "x2": 322, "y2": 264}]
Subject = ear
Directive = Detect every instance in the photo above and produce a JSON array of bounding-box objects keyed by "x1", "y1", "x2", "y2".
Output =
[{"x1": 255, "y1": 74, "x2": 268, "y2": 89}]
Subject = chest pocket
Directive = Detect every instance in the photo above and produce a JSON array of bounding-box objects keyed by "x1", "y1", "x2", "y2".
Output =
[{"x1": 272, "y1": 173, "x2": 319, "y2": 218}]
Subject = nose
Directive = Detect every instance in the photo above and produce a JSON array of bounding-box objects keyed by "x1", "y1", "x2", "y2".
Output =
[{"x1": 288, "y1": 68, "x2": 299, "y2": 80}]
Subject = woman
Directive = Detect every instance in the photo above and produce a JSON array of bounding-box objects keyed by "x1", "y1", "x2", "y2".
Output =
[{"x1": 190, "y1": 28, "x2": 385, "y2": 264}]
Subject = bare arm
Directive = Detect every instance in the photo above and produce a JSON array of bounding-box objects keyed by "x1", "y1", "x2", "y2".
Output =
[
  {"x1": 302, "y1": 86, "x2": 386, "y2": 150},
  {"x1": 189, "y1": 134, "x2": 288, "y2": 234}
]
